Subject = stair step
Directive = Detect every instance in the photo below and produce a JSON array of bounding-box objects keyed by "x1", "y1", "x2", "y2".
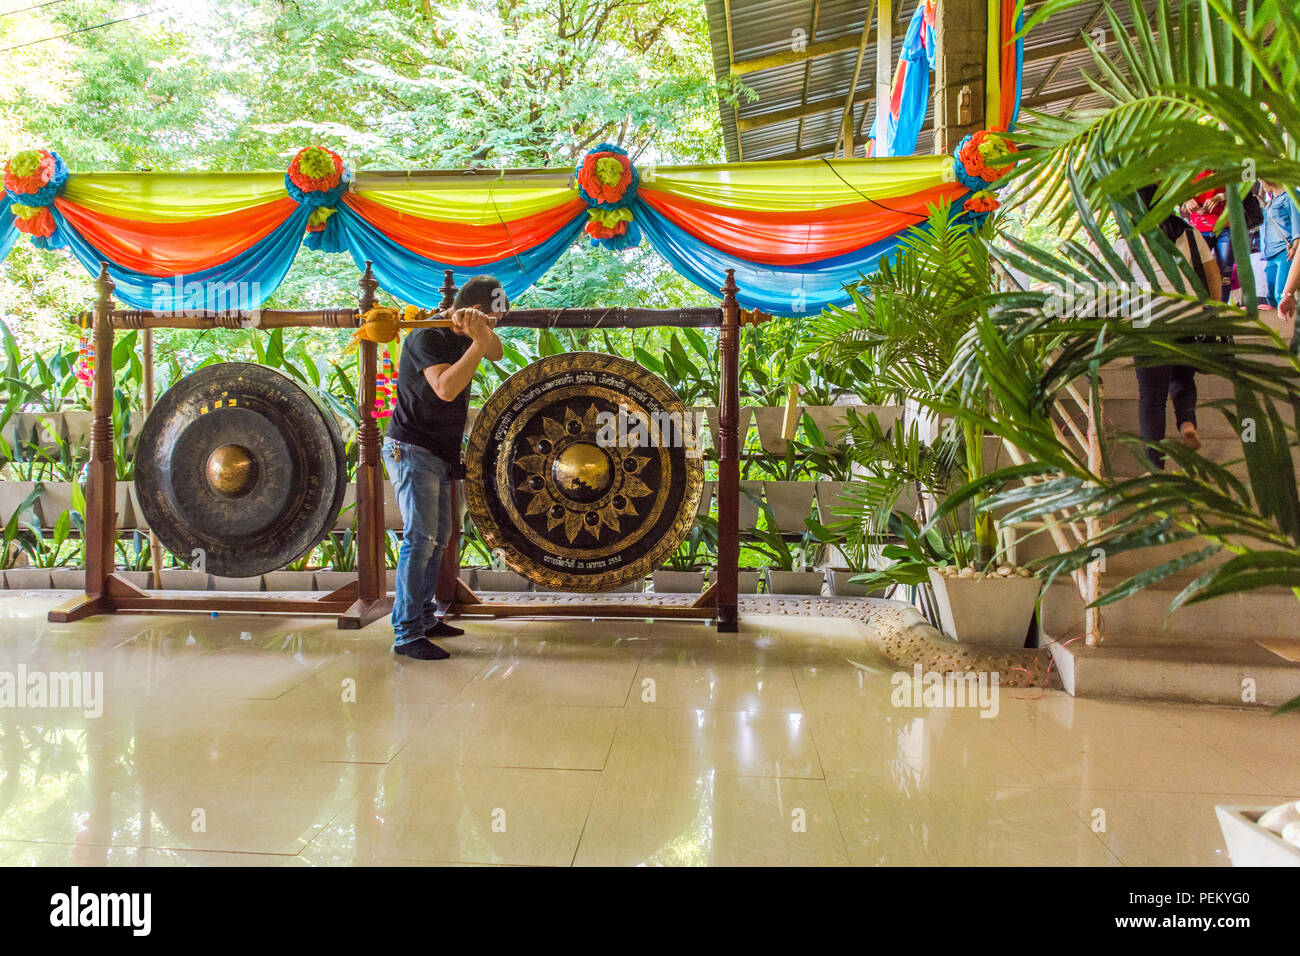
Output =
[{"x1": 1044, "y1": 631, "x2": 1300, "y2": 706}]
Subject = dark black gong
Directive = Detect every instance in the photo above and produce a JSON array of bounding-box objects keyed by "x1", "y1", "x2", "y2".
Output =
[{"x1": 134, "y1": 362, "x2": 346, "y2": 577}]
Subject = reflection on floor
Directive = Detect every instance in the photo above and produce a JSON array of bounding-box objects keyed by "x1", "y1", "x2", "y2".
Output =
[{"x1": 0, "y1": 592, "x2": 1294, "y2": 866}]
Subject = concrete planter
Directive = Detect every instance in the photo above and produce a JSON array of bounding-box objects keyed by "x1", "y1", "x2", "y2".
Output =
[
  {"x1": 473, "y1": 569, "x2": 530, "y2": 591},
  {"x1": 115, "y1": 570, "x2": 152, "y2": 590},
  {"x1": 703, "y1": 405, "x2": 754, "y2": 455},
  {"x1": 738, "y1": 480, "x2": 764, "y2": 530},
  {"x1": 765, "y1": 569, "x2": 825, "y2": 595},
  {"x1": 763, "y1": 480, "x2": 816, "y2": 533},
  {"x1": 4, "y1": 568, "x2": 51, "y2": 589},
  {"x1": 382, "y1": 481, "x2": 404, "y2": 530},
  {"x1": 927, "y1": 567, "x2": 1041, "y2": 647},
  {"x1": 63, "y1": 410, "x2": 93, "y2": 451},
  {"x1": 696, "y1": 480, "x2": 714, "y2": 516},
  {"x1": 753, "y1": 405, "x2": 800, "y2": 455},
  {"x1": 333, "y1": 484, "x2": 357, "y2": 531},
  {"x1": 211, "y1": 576, "x2": 264, "y2": 592},
  {"x1": 313, "y1": 570, "x2": 356, "y2": 592},
  {"x1": 126, "y1": 481, "x2": 149, "y2": 530},
  {"x1": 850, "y1": 404, "x2": 904, "y2": 435},
  {"x1": 652, "y1": 570, "x2": 707, "y2": 593},
  {"x1": 50, "y1": 568, "x2": 85, "y2": 589},
  {"x1": 159, "y1": 569, "x2": 210, "y2": 590},
  {"x1": 1216, "y1": 806, "x2": 1300, "y2": 867},
  {"x1": 600, "y1": 578, "x2": 644, "y2": 594},
  {"x1": 0, "y1": 481, "x2": 41, "y2": 527},
  {"x1": 826, "y1": 568, "x2": 889, "y2": 598},
  {"x1": 465, "y1": 407, "x2": 481, "y2": 435},
  {"x1": 261, "y1": 571, "x2": 317, "y2": 591},
  {"x1": 38, "y1": 480, "x2": 131, "y2": 530},
  {"x1": 20, "y1": 412, "x2": 62, "y2": 454}
]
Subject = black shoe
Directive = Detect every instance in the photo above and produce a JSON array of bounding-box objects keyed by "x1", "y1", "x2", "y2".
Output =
[
  {"x1": 394, "y1": 638, "x2": 450, "y2": 661},
  {"x1": 426, "y1": 619, "x2": 465, "y2": 638}
]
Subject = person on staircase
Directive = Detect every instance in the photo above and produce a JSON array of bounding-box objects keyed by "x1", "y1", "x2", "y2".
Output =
[
  {"x1": 1124, "y1": 184, "x2": 1223, "y2": 469},
  {"x1": 1260, "y1": 180, "x2": 1300, "y2": 310}
]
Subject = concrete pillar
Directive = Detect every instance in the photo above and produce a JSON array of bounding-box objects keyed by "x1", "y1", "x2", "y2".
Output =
[{"x1": 932, "y1": 0, "x2": 989, "y2": 154}]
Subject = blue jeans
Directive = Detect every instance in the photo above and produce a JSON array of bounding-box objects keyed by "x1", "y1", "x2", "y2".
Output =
[
  {"x1": 382, "y1": 438, "x2": 452, "y2": 647},
  {"x1": 1264, "y1": 251, "x2": 1291, "y2": 307}
]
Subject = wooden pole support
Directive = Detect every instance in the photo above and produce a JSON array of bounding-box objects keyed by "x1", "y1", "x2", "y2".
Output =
[
  {"x1": 349, "y1": 262, "x2": 388, "y2": 621},
  {"x1": 716, "y1": 268, "x2": 742, "y2": 632},
  {"x1": 435, "y1": 270, "x2": 465, "y2": 608}
]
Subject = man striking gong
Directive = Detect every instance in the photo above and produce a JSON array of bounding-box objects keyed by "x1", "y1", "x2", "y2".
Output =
[{"x1": 383, "y1": 275, "x2": 505, "y2": 660}]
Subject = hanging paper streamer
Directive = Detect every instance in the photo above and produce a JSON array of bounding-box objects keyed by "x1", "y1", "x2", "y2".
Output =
[
  {"x1": 575, "y1": 143, "x2": 642, "y2": 251},
  {"x1": 374, "y1": 345, "x2": 395, "y2": 419},
  {"x1": 75, "y1": 332, "x2": 94, "y2": 388}
]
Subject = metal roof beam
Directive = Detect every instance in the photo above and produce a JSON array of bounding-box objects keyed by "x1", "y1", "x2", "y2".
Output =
[
  {"x1": 738, "y1": 88, "x2": 875, "y2": 132},
  {"x1": 730, "y1": 28, "x2": 877, "y2": 75}
]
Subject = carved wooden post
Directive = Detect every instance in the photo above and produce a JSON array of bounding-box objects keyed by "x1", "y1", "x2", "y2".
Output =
[
  {"x1": 355, "y1": 262, "x2": 384, "y2": 601},
  {"x1": 84, "y1": 264, "x2": 118, "y2": 596},
  {"x1": 715, "y1": 269, "x2": 741, "y2": 632},
  {"x1": 435, "y1": 270, "x2": 463, "y2": 606}
]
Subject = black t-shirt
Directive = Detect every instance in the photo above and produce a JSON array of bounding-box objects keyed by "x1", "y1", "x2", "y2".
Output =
[{"x1": 386, "y1": 327, "x2": 472, "y2": 470}]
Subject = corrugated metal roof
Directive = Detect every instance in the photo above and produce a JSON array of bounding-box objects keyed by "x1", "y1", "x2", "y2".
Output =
[{"x1": 706, "y1": 0, "x2": 1164, "y2": 162}]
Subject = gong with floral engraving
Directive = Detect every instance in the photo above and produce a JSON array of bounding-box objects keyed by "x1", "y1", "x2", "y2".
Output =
[{"x1": 464, "y1": 352, "x2": 704, "y2": 592}]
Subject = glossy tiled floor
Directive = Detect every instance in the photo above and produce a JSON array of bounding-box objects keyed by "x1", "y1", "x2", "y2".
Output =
[{"x1": 0, "y1": 593, "x2": 1294, "y2": 866}]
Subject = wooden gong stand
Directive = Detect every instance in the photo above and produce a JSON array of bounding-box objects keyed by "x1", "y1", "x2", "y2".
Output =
[{"x1": 47, "y1": 263, "x2": 755, "y2": 633}]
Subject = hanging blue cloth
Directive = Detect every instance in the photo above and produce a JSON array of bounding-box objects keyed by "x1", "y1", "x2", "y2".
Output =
[
  {"x1": 636, "y1": 199, "x2": 907, "y2": 316},
  {"x1": 871, "y1": 4, "x2": 937, "y2": 158},
  {"x1": 0, "y1": 197, "x2": 19, "y2": 264},
  {"x1": 49, "y1": 203, "x2": 313, "y2": 311},
  {"x1": 331, "y1": 202, "x2": 588, "y2": 307}
]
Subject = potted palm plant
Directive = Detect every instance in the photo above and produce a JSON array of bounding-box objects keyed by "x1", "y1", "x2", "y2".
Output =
[{"x1": 751, "y1": 503, "x2": 825, "y2": 594}]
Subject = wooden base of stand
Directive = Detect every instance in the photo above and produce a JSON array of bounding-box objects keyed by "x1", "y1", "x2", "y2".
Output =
[
  {"x1": 448, "y1": 580, "x2": 735, "y2": 626},
  {"x1": 46, "y1": 574, "x2": 391, "y2": 628}
]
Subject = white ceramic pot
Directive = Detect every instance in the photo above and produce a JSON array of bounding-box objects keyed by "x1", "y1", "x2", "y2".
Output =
[
  {"x1": 736, "y1": 570, "x2": 763, "y2": 594},
  {"x1": 1216, "y1": 806, "x2": 1300, "y2": 866},
  {"x1": 927, "y1": 567, "x2": 1041, "y2": 646}
]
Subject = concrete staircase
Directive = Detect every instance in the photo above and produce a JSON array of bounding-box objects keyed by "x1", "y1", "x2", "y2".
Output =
[{"x1": 1015, "y1": 327, "x2": 1300, "y2": 705}]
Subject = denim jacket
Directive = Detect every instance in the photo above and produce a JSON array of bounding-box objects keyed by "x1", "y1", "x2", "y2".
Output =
[{"x1": 1262, "y1": 190, "x2": 1300, "y2": 259}]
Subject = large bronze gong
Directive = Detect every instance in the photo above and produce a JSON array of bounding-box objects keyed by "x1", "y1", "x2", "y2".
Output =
[
  {"x1": 465, "y1": 353, "x2": 704, "y2": 592},
  {"x1": 134, "y1": 363, "x2": 347, "y2": 577}
]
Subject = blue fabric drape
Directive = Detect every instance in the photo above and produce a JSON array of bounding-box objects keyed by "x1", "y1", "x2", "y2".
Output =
[
  {"x1": 871, "y1": 4, "x2": 937, "y2": 158},
  {"x1": 49, "y1": 204, "x2": 312, "y2": 311},
  {"x1": 636, "y1": 199, "x2": 906, "y2": 316},
  {"x1": 331, "y1": 202, "x2": 588, "y2": 307},
  {"x1": 0, "y1": 197, "x2": 18, "y2": 264}
]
